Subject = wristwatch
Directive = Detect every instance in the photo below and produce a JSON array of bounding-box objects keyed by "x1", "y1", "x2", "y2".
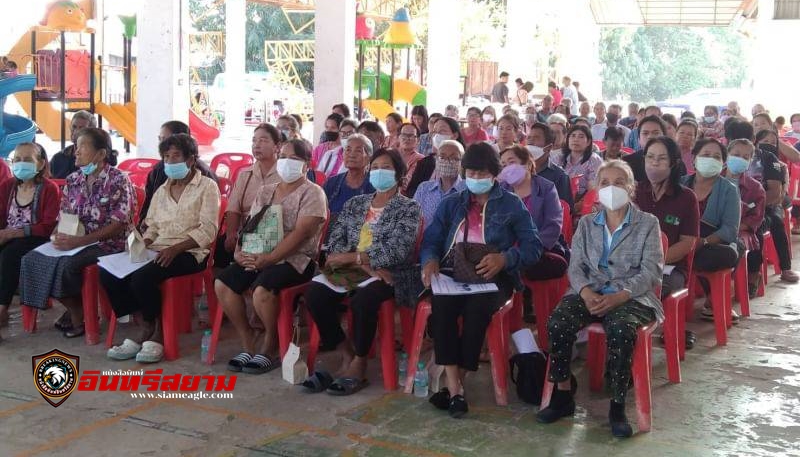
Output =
[{"x1": 356, "y1": 251, "x2": 362, "y2": 265}]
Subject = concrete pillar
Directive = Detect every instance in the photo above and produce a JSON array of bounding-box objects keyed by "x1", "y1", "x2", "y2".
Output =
[
  {"x1": 313, "y1": 0, "x2": 356, "y2": 138},
  {"x1": 502, "y1": 0, "x2": 535, "y2": 91},
  {"x1": 224, "y1": 0, "x2": 247, "y2": 138},
  {"x1": 426, "y1": 0, "x2": 460, "y2": 111},
  {"x1": 136, "y1": 0, "x2": 188, "y2": 157}
]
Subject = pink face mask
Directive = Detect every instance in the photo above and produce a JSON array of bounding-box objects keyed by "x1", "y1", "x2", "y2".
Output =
[{"x1": 498, "y1": 163, "x2": 528, "y2": 187}]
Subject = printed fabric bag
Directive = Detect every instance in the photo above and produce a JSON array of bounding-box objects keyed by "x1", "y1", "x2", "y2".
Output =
[{"x1": 238, "y1": 200, "x2": 284, "y2": 255}]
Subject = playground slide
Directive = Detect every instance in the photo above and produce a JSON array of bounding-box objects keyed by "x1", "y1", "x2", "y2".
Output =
[
  {"x1": 361, "y1": 99, "x2": 398, "y2": 121},
  {"x1": 359, "y1": 76, "x2": 427, "y2": 120},
  {"x1": 95, "y1": 102, "x2": 136, "y2": 145},
  {"x1": 0, "y1": 75, "x2": 38, "y2": 157},
  {"x1": 188, "y1": 110, "x2": 220, "y2": 146}
]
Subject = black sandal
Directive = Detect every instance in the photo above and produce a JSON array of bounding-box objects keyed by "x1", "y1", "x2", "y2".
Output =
[
  {"x1": 242, "y1": 354, "x2": 280, "y2": 375},
  {"x1": 448, "y1": 395, "x2": 468, "y2": 418},
  {"x1": 300, "y1": 371, "x2": 334, "y2": 393},
  {"x1": 63, "y1": 324, "x2": 85, "y2": 338},
  {"x1": 685, "y1": 330, "x2": 696, "y2": 350},
  {"x1": 429, "y1": 387, "x2": 451, "y2": 410},
  {"x1": 327, "y1": 377, "x2": 369, "y2": 396},
  {"x1": 227, "y1": 352, "x2": 253, "y2": 372},
  {"x1": 54, "y1": 311, "x2": 72, "y2": 331}
]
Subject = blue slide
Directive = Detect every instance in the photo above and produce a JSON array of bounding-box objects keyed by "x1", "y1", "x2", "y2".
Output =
[{"x1": 0, "y1": 74, "x2": 37, "y2": 157}]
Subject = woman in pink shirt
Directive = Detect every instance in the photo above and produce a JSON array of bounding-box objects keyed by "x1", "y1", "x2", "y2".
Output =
[{"x1": 462, "y1": 107, "x2": 489, "y2": 147}]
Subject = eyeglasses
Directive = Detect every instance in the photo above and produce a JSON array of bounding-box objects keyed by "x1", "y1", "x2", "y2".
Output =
[
  {"x1": 399, "y1": 133, "x2": 417, "y2": 139},
  {"x1": 340, "y1": 131, "x2": 354, "y2": 138},
  {"x1": 644, "y1": 155, "x2": 670, "y2": 164}
]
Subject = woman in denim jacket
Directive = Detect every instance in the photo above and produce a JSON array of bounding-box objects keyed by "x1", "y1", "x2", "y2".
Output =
[
  {"x1": 304, "y1": 148, "x2": 422, "y2": 396},
  {"x1": 421, "y1": 142, "x2": 543, "y2": 418}
]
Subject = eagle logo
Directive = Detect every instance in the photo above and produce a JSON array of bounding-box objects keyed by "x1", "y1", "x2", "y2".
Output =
[{"x1": 32, "y1": 350, "x2": 80, "y2": 407}]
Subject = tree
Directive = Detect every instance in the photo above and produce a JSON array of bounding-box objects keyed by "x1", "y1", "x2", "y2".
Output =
[{"x1": 599, "y1": 26, "x2": 747, "y2": 102}]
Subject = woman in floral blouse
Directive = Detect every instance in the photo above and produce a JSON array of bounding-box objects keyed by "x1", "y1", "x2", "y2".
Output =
[{"x1": 19, "y1": 128, "x2": 134, "y2": 338}]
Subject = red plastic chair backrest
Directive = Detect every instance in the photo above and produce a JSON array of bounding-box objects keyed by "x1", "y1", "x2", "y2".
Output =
[
  {"x1": 314, "y1": 170, "x2": 326, "y2": 186},
  {"x1": 621, "y1": 147, "x2": 634, "y2": 154},
  {"x1": 580, "y1": 189, "x2": 598, "y2": 216},
  {"x1": 560, "y1": 199, "x2": 572, "y2": 246},
  {"x1": 781, "y1": 136, "x2": 799, "y2": 146},
  {"x1": 118, "y1": 158, "x2": 160, "y2": 173},
  {"x1": 133, "y1": 186, "x2": 146, "y2": 225},
  {"x1": 127, "y1": 171, "x2": 148, "y2": 188},
  {"x1": 569, "y1": 174, "x2": 581, "y2": 197},
  {"x1": 593, "y1": 140, "x2": 606, "y2": 149},
  {"x1": 217, "y1": 177, "x2": 232, "y2": 197},
  {"x1": 209, "y1": 153, "x2": 254, "y2": 179}
]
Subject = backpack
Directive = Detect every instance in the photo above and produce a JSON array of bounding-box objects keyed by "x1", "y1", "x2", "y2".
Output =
[{"x1": 509, "y1": 352, "x2": 547, "y2": 405}]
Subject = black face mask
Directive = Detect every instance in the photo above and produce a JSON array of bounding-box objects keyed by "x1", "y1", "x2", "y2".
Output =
[
  {"x1": 322, "y1": 131, "x2": 339, "y2": 142},
  {"x1": 759, "y1": 143, "x2": 778, "y2": 155},
  {"x1": 606, "y1": 113, "x2": 620, "y2": 124}
]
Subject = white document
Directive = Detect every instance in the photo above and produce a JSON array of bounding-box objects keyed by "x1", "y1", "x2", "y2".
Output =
[
  {"x1": 431, "y1": 274, "x2": 499, "y2": 296},
  {"x1": 663, "y1": 265, "x2": 676, "y2": 275},
  {"x1": 97, "y1": 250, "x2": 159, "y2": 279},
  {"x1": 34, "y1": 241, "x2": 98, "y2": 258},
  {"x1": 311, "y1": 273, "x2": 379, "y2": 293}
]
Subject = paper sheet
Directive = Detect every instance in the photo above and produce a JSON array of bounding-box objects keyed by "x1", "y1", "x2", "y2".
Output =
[
  {"x1": 311, "y1": 273, "x2": 380, "y2": 294},
  {"x1": 663, "y1": 265, "x2": 676, "y2": 275},
  {"x1": 34, "y1": 241, "x2": 98, "y2": 258},
  {"x1": 97, "y1": 250, "x2": 159, "y2": 279},
  {"x1": 431, "y1": 274, "x2": 499, "y2": 296}
]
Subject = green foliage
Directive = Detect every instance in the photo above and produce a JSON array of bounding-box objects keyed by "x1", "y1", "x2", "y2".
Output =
[{"x1": 599, "y1": 27, "x2": 747, "y2": 103}]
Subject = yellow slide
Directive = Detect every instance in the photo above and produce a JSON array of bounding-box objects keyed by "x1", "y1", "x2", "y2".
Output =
[
  {"x1": 95, "y1": 102, "x2": 136, "y2": 145},
  {"x1": 362, "y1": 99, "x2": 404, "y2": 122}
]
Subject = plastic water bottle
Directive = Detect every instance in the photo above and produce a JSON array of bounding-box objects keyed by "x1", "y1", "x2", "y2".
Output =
[
  {"x1": 200, "y1": 330, "x2": 212, "y2": 364},
  {"x1": 398, "y1": 352, "x2": 408, "y2": 387},
  {"x1": 196, "y1": 297, "x2": 209, "y2": 329},
  {"x1": 413, "y1": 361, "x2": 429, "y2": 398}
]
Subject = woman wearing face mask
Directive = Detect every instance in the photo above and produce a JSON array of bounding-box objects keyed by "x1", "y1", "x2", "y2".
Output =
[
  {"x1": 752, "y1": 130, "x2": 799, "y2": 281},
  {"x1": 499, "y1": 146, "x2": 567, "y2": 279},
  {"x1": 753, "y1": 113, "x2": 800, "y2": 162},
  {"x1": 480, "y1": 106, "x2": 498, "y2": 140},
  {"x1": 538, "y1": 160, "x2": 663, "y2": 438},
  {"x1": 699, "y1": 105, "x2": 724, "y2": 140},
  {"x1": 303, "y1": 148, "x2": 421, "y2": 395},
  {"x1": 417, "y1": 113, "x2": 442, "y2": 156},
  {"x1": 413, "y1": 140, "x2": 465, "y2": 229},
  {"x1": 421, "y1": 142, "x2": 543, "y2": 418},
  {"x1": 681, "y1": 138, "x2": 743, "y2": 322},
  {"x1": 552, "y1": 125, "x2": 603, "y2": 210},
  {"x1": 723, "y1": 139, "x2": 766, "y2": 298},
  {"x1": 634, "y1": 137, "x2": 699, "y2": 348},
  {"x1": 214, "y1": 139, "x2": 327, "y2": 373},
  {"x1": 0, "y1": 143, "x2": 59, "y2": 329},
  {"x1": 317, "y1": 119, "x2": 358, "y2": 179},
  {"x1": 462, "y1": 107, "x2": 489, "y2": 147},
  {"x1": 404, "y1": 117, "x2": 465, "y2": 198},
  {"x1": 102, "y1": 134, "x2": 221, "y2": 363},
  {"x1": 311, "y1": 113, "x2": 343, "y2": 166},
  {"x1": 19, "y1": 128, "x2": 134, "y2": 338}
]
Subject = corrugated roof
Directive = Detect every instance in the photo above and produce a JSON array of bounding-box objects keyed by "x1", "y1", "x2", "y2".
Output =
[{"x1": 589, "y1": 0, "x2": 757, "y2": 26}]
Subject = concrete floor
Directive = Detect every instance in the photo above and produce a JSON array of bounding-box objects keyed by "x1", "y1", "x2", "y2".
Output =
[{"x1": 2, "y1": 244, "x2": 800, "y2": 457}]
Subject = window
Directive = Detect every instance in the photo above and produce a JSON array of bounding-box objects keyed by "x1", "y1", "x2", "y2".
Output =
[{"x1": 774, "y1": 0, "x2": 800, "y2": 19}]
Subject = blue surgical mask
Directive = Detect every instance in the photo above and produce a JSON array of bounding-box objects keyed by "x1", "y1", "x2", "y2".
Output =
[
  {"x1": 726, "y1": 156, "x2": 750, "y2": 175},
  {"x1": 80, "y1": 162, "x2": 98, "y2": 176},
  {"x1": 12, "y1": 162, "x2": 38, "y2": 181},
  {"x1": 164, "y1": 161, "x2": 191, "y2": 180},
  {"x1": 703, "y1": 116, "x2": 716, "y2": 124},
  {"x1": 465, "y1": 177, "x2": 494, "y2": 194},
  {"x1": 369, "y1": 169, "x2": 397, "y2": 192}
]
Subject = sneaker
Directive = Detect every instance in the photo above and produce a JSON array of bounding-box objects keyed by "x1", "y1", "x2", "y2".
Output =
[
  {"x1": 536, "y1": 388, "x2": 576, "y2": 423},
  {"x1": 448, "y1": 394, "x2": 468, "y2": 418},
  {"x1": 780, "y1": 270, "x2": 799, "y2": 283}
]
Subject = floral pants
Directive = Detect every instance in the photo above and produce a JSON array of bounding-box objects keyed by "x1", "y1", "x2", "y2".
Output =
[{"x1": 546, "y1": 294, "x2": 656, "y2": 403}]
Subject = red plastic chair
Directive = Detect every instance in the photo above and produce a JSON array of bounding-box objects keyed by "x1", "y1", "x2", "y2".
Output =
[
  {"x1": 593, "y1": 140, "x2": 606, "y2": 149},
  {"x1": 781, "y1": 136, "x2": 799, "y2": 146},
  {"x1": 118, "y1": 158, "x2": 160, "y2": 174},
  {"x1": 313, "y1": 170, "x2": 326, "y2": 186},
  {"x1": 128, "y1": 171, "x2": 148, "y2": 189},
  {"x1": 579, "y1": 188, "x2": 599, "y2": 216},
  {"x1": 560, "y1": 199, "x2": 573, "y2": 246},
  {"x1": 216, "y1": 177, "x2": 232, "y2": 198},
  {"x1": 621, "y1": 147, "x2": 634, "y2": 154},
  {"x1": 762, "y1": 230, "x2": 781, "y2": 276},
  {"x1": 569, "y1": 175, "x2": 582, "y2": 198},
  {"x1": 209, "y1": 153, "x2": 254, "y2": 180},
  {"x1": 658, "y1": 231, "x2": 684, "y2": 384},
  {"x1": 784, "y1": 208, "x2": 793, "y2": 261},
  {"x1": 403, "y1": 297, "x2": 515, "y2": 405},
  {"x1": 104, "y1": 197, "x2": 228, "y2": 360},
  {"x1": 50, "y1": 178, "x2": 66, "y2": 189},
  {"x1": 689, "y1": 268, "x2": 733, "y2": 346},
  {"x1": 733, "y1": 250, "x2": 751, "y2": 317},
  {"x1": 132, "y1": 186, "x2": 146, "y2": 225}
]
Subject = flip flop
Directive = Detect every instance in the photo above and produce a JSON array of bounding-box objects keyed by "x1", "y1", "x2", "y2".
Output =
[
  {"x1": 300, "y1": 370, "x2": 334, "y2": 393},
  {"x1": 107, "y1": 338, "x2": 143, "y2": 360},
  {"x1": 327, "y1": 377, "x2": 369, "y2": 396},
  {"x1": 135, "y1": 341, "x2": 164, "y2": 363}
]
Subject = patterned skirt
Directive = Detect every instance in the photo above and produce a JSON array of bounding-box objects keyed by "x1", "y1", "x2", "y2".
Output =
[{"x1": 19, "y1": 245, "x2": 106, "y2": 309}]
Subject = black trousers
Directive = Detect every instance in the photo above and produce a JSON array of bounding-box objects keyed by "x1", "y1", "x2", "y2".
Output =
[
  {"x1": 431, "y1": 277, "x2": 514, "y2": 372},
  {"x1": 524, "y1": 251, "x2": 568, "y2": 281},
  {"x1": 747, "y1": 229, "x2": 764, "y2": 275},
  {"x1": 694, "y1": 243, "x2": 741, "y2": 295},
  {"x1": 99, "y1": 252, "x2": 203, "y2": 322},
  {"x1": 0, "y1": 236, "x2": 49, "y2": 305},
  {"x1": 305, "y1": 280, "x2": 395, "y2": 357},
  {"x1": 765, "y1": 205, "x2": 791, "y2": 271},
  {"x1": 661, "y1": 269, "x2": 686, "y2": 299}
]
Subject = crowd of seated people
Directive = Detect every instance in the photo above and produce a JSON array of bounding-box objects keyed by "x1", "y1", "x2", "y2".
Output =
[{"x1": 2, "y1": 96, "x2": 800, "y2": 438}]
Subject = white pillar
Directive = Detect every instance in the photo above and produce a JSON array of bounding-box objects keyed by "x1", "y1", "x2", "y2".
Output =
[
  {"x1": 502, "y1": 0, "x2": 535, "y2": 90},
  {"x1": 224, "y1": 0, "x2": 247, "y2": 138},
  {"x1": 313, "y1": 0, "x2": 356, "y2": 138},
  {"x1": 426, "y1": 0, "x2": 461, "y2": 112},
  {"x1": 136, "y1": 0, "x2": 188, "y2": 157}
]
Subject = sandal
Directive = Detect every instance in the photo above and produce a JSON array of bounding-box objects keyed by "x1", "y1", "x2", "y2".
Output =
[
  {"x1": 63, "y1": 324, "x2": 85, "y2": 338},
  {"x1": 300, "y1": 370, "x2": 334, "y2": 393},
  {"x1": 135, "y1": 341, "x2": 164, "y2": 363},
  {"x1": 242, "y1": 354, "x2": 280, "y2": 374},
  {"x1": 227, "y1": 352, "x2": 253, "y2": 372},
  {"x1": 327, "y1": 377, "x2": 369, "y2": 396},
  {"x1": 107, "y1": 339, "x2": 143, "y2": 360},
  {"x1": 685, "y1": 330, "x2": 696, "y2": 350},
  {"x1": 54, "y1": 311, "x2": 72, "y2": 331}
]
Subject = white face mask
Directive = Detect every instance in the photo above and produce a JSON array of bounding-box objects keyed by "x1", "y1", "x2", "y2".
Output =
[
  {"x1": 598, "y1": 185, "x2": 630, "y2": 211},
  {"x1": 482, "y1": 113, "x2": 494, "y2": 123},
  {"x1": 340, "y1": 137, "x2": 349, "y2": 150},
  {"x1": 276, "y1": 158, "x2": 305, "y2": 183},
  {"x1": 526, "y1": 145, "x2": 546, "y2": 160},
  {"x1": 432, "y1": 133, "x2": 449, "y2": 151}
]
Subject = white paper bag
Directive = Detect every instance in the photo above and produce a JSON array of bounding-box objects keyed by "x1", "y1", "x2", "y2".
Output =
[
  {"x1": 57, "y1": 211, "x2": 85, "y2": 236},
  {"x1": 127, "y1": 230, "x2": 149, "y2": 263},
  {"x1": 282, "y1": 341, "x2": 308, "y2": 385}
]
